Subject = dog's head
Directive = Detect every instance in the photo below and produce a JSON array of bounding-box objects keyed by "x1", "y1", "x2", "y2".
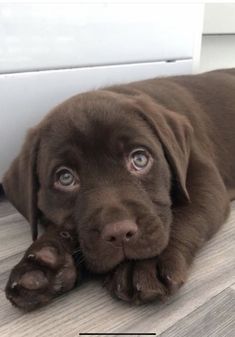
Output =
[{"x1": 3, "y1": 89, "x2": 192, "y2": 273}]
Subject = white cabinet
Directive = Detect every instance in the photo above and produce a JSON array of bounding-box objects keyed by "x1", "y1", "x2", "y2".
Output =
[
  {"x1": 0, "y1": 3, "x2": 204, "y2": 180},
  {"x1": 0, "y1": 4, "x2": 202, "y2": 73}
]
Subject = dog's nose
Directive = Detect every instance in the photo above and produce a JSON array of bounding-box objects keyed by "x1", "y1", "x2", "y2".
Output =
[{"x1": 102, "y1": 220, "x2": 138, "y2": 246}]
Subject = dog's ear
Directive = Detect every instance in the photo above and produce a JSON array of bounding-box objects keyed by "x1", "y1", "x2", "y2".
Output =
[
  {"x1": 134, "y1": 94, "x2": 193, "y2": 201},
  {"x1": 2, "y1": 128, "x2": 40, "y2": 240}
]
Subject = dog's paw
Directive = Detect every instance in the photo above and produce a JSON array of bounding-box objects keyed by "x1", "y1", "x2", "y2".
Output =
[
  {"x1": 104, "y1": 251, "x2": 187, "y2": 304},
  {"x1": 5, "y1": 234, "x2": 78, "y2": 311}
]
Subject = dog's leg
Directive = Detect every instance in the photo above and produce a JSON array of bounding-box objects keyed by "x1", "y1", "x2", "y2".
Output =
[
  {"x1": 105, "y1": 156, "x2": 230, "y2": 303},
  {"x1": 5, "y1": 226, "x2": 81, "y2": 310}
]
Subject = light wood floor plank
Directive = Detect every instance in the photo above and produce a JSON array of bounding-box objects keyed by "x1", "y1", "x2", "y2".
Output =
[
  {"x1": 158, "y1": 288, "x2": 235, "y2": 337},
  {"x1": 0, "y1": 201, "x2": 234, "y2": 337},
  {"x1": 0, "y1": 201, "x2": 16, "y2": 218}
]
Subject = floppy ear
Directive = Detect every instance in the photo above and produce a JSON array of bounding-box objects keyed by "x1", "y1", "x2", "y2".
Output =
[
  {"x1": 2, "y1": 128, "x2": 40, "y2": 240},
  {"x1": 134, "y1": 94, "x2": 193, "y2": 201}
]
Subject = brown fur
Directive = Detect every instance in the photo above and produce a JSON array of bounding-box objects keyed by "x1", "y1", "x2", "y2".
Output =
[{"x1": 3, "y1": 69, "x2": 235, "y2": 310}]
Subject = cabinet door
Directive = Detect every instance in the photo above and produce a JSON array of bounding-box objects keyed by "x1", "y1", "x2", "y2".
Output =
[{"x1": 0, "y1": 3, "x2": 202, "y2": 73}]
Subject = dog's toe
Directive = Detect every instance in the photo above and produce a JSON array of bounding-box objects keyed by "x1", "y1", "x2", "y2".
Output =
[{"x1": 105, "y1": 259, "x2": 167, "y2": 304}]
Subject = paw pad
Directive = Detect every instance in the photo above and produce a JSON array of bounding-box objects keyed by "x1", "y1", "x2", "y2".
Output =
[
  {"x1": 19, "y1": 271, "x2": 48, "y2": 290},
  {"x1": 30, "y1": 246, "x2": 59, "y2": 268}
]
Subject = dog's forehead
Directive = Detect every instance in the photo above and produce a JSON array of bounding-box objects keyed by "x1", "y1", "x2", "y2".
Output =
[{"x1": 40, "y1": 91, "x2": 151, "y2": 151}]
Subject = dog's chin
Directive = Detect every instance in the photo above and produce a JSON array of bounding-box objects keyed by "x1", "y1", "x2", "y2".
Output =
[
  {"x1": 85, "y1": 256, "x2": 124, "y2": 274},
  {"x1": 83, "y1": 243, "x2": 168, "y2": 274}
]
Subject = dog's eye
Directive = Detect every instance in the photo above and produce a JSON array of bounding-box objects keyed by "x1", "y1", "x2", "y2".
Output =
[
  {"x1": 59, "y1": 170, "x2": 74, "y2": 185},
  {"x1": 54, "y1": 167, "x2": 79, "y2": 191},
  {"x1": 132, "y1": 150, "x2": 148, "y2": 169},
  {"x1": 127, "y1": 148, "x2": 153, "y2": 174}
]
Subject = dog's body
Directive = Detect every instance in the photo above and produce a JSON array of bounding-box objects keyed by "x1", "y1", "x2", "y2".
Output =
[{"x1": 3, "y1": 69, "x2": 235, "y2": 310}]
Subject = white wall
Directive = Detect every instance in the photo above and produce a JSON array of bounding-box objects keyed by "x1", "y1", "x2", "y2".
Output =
[
  {"x1": 199, "y1": 3, "x2": 235, "y2": 73},
  {"x1": 203, "y1": 3, "x2": 235, "y2": 34},
  {"x1": 200, "y1": 35, "x2": 235, "y2": 73}
]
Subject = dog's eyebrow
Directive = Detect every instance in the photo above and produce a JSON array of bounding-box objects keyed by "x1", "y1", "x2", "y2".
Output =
[
  {"x1": 117, "y1": 125, "x2": 158, "y2": 149},
  {"x1": 42, "y1": 145, "x2": 82, "y2": 180},
  {"x1": 120, "y1": 136, "x2": 155, "y2": 152}
]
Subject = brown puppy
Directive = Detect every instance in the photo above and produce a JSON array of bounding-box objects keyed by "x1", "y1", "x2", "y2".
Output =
[{"x1": 3, "y1": 69, "x2": 235, "y2": 310}]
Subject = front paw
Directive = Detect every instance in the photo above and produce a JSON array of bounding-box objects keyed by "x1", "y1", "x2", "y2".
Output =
[
  {"x1": 104, "y1": 251, "x2": 187, "y2": 304},
  {"x1": 5, "y1": 234, "x2": 78, "y2": 311}
]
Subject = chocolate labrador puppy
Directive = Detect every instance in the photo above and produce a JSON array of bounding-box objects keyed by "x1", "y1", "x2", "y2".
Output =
[{"x1": 3, "y1": 69, "x2": 235, "y2": 310}]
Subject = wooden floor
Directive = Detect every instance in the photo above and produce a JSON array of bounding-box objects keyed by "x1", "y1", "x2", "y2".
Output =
[{"x1": 0, "y1": 199, "x2": 234, "y2": 337}]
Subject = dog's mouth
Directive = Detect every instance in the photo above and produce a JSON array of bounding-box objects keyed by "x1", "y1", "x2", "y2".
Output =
[{"x1": 79, "y1": 233, "x2": 169, "y2": 274}]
